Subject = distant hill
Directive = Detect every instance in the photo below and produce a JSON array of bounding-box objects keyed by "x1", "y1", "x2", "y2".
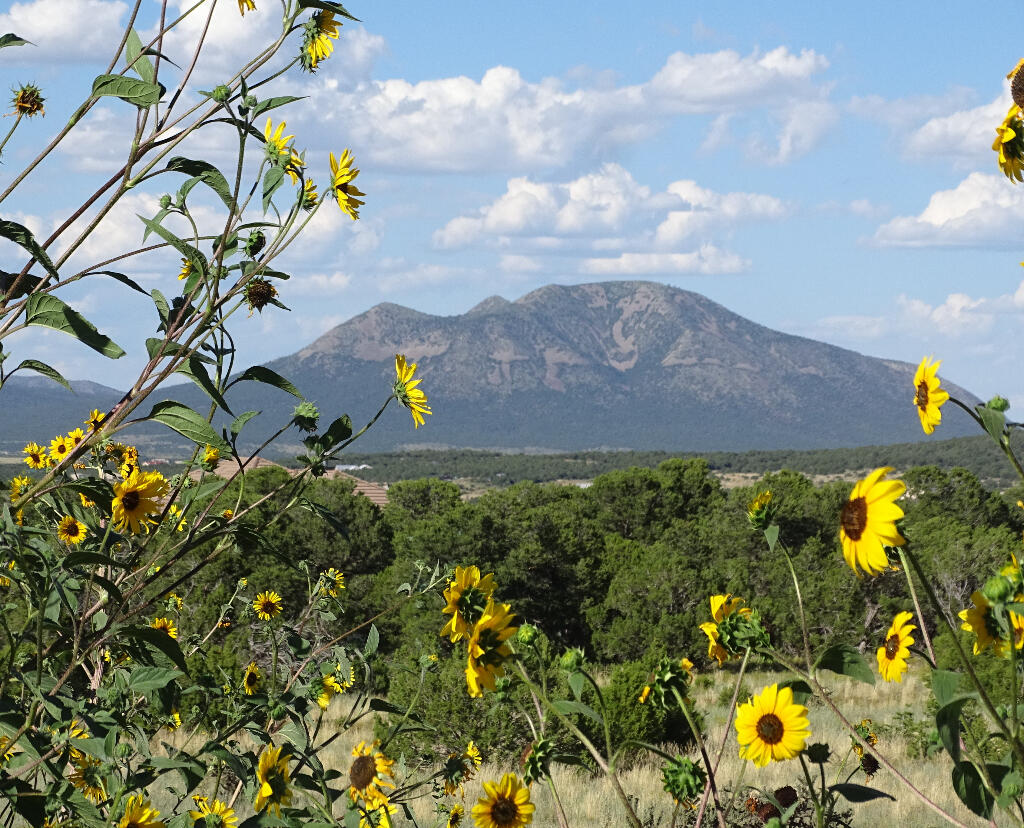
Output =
[{"x1": 0, "y1": 281, "x2": 980, "y2": 454}]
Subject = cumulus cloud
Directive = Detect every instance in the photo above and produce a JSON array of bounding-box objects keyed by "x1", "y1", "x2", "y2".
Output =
[
  {"x1": 654, "y1": 180, "x2": 787, "y2": 245},
  {"x1": 873, "y1": 172, "x2": 1024, "y2": 247},
  {"x1": 904, "y1": 95, "x2": 1006, "y2": 166},
  {"x1": 0, "y1": 0, "x2": 127, "y2": 63},
  {"x1": 897, "y1": 292, "x2": 995, "y2": 335},
  {"x1": 579, "y1": 244, "x2": 748, "y2": 275},
  {"x1": 499, "y1": 254, "x2": 542, "y2": 272},
  {"x1": 288, "y1": 271, "x2": 352, "y2": 295}
]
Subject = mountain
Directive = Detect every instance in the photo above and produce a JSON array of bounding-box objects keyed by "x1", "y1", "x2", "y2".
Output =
[{"x1": 0, "y1": 282, "x2": 980, "y2": 455}]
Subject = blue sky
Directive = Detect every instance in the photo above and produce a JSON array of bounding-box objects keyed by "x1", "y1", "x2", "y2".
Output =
[{"x1": 2, "y1": 0, "x2": 1024, "y2": 419}]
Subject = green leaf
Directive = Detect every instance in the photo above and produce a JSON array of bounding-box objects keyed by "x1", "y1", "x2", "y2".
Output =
[
  {"x1": 568, "y1": 671, "x2": 586, "y2": 701},
  {"x1": 828, "y1": 783, "x2": 895, "y2": 803},
  {"x1": 931, "y1": 669, "x2": 962, "y2": 707},
  {"x1": 147, "y1": 755, "x2": 205, "y2": 793},
  {"x1": 0, "y1": 777, "x2": 46, "y2": 826},
  {"x1": 227, "y1": 365, "x2": 303, "y2": 399},
  {"x1": 125, "y1": 29, "x2": 155, "y2": 83},
  {"x1": 91, "y1": 73, "x2": 163, "y2": 108},
  {"x1": 262, "y1": 166, "x2": 285, "y2": 212},
  {"x1": 0, "y1": 33, "x2": 32, "y2": 48},
  {"x1": 64, "y1": 480, "x2": 114, "y2": 512},
  {"x1": 813, "y1": 643, "x2": 874, "y2": 685},
  {"x1": 364, "y1": 624, "x2": 379, "y2": 656},
  {"x1": 251, "y1": 96, "x2": 307, "y2": 117},
  {"x1": 175, "y1": 356, "x2": 234, "y2": 415},
  {"x1": 24, "y1": 293, "x2": 126, "y2": 358},
  {"x1": 0, "y1": 219, "x2": 59, "y2": 279},
  {"x1": 777, "y1": 678, "x2": 813, "y2": 705},
  {"x1": 551, "y1": 699, "x2": 604, "y2": 725},
  {"x1": 63, "y1": 550, "x2": 124, "y2": 570},
  {"x1": 763, "y1": 524, "x2": 779, "y2": 551},
  {"x1": 936, "y1": 697, "x2": 975, "y2": 762},
  {"x1": 230, "y1": 410, "x2": 260, "y2": 438},
  {"x1": 299, "y1": 499, "x2": 349, "y2": 538},
  {"x1": 976, "y1": 405, "x2": 1007, "y2": 444},
  {"x1": 128, "y1": 667, "x2": 184, "y2": 693},
  {"x1": 11, "y1": 359, "x2": 71, "y2": 391},
  {"x1": 136, "y1": 214, "x2": 207, "y2": 276},
  {"x1": 165, "y1": 157, "x2": 235, "y2": 210},
  {"x1": 86, "y1": 269, "x2": 147, "y2": 294},
  {"x1": 295, "y1": 0, "x2": 360, "y2": 20},
  {"x1": 952, "y1": 761, "x2": 995, "y2": 818},
  {"x1": 121, "y1": 624, "x2": 189, "y2": 673},
  {"x1": 139, "y1": 400, "x2": 229, "y2": 451},
  {"x1": 324, "y1": 414, "x2": 352, "y2": 449},
  {"x1": 152, "y1": 289, "x2": 170, "y2": 327},
  {"x1": 369, "y1": 698, "x2": 412, "y2": 717}
]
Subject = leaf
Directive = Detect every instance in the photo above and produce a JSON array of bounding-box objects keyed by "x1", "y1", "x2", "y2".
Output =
[
  {"x1": 364, "y1": 624, "x2": 379, "y2": 656},
  {"x1": 828, "y1": 783, "x2": 895, "y2": 803},
  {"x1": 763, "y1": 524, "x2": 779, "y2": 551},
  {"x1": 299, "y1": 499, "x2": 349, "y2": 538},
  {"x1": 323, "y1": 414, "x2": 352, "y2": 449},
  {"x1": 230, "y1": 410, "x2": 260, "y2": 438},
  {"x1": 24, "y1": 294, "x2": 126, "y2": 358},
  {"x1": 165, "y1": 157, "x2": 235, "y2": 210},
  {"x1": 936, "y1": 696, "x2": 975, "y2": 762},
  {"x1": 251, "y1": 95, "x2": 307, "y2": 117},
  {"x1": 369, "y1": 698, "x2": 412, "y2": 717},
  {"x1": 931, "y1": 669, "x2": 962, "y2": 707},
  {"x1": 0, "y1": 219, "x2": 59, "y2": 279},
  {"x1": 63, "y1": 550, "x2": 124, "y2": 570},
  {"x1": 0, "y1": 777, "x2": 46, "y2": 826},
  {"x1": 976, "y1": 405, "x2": 1007, "y2": 444},
  {"x1": 551, "y1": 699, "x2": 604, "y2": 726},
  {"x1": 227, "y1": 365, "x2": 303, "y2": 399},
  {"x1": 11, "y1": 359, "x2": 71, "y2": 391},
  {"x1": 813, "y1": 643, "x2": 875, "y2": 685},
  {"x1": 568, "y1": 671, "x2": 586, "y2": 701},
  {"x1": 121, "y1": 624, "x2": 189, "y2": 673},
  {"x1": 147, "y1": 755, "x2": 204, "y2": 793},
  {"x1": 86, "y1": 270, "x2": 148, "y2": 294},
  {"x1": 139, "y1": 400, "x2": 229, "y2": 451},
  {"x1": 952, "y1": 761, "x2": 995, "y2": 819},
  {"x1": 136, "y1": 215, "x2": 207, "y2": 275},
  {"x1": 91, "y1": 74, "x2": 163, "y2": 108},
  {"x1": 128, "y1": 667, "x2": 184, "y2": 693},
  {"x1": 64, "y1": 480, "x2": 114, "y2": 512},
  {"x1": 175, "y1": 356, "x2": 234, "y2": 415},
  {"x1": 262, "y1": 166, "x2": 285, "y2": 212},
  {"x1": 777, "y1": 678, "x2": 813, "y2": 705},
  {"x1": 152, "y1": 289, "x2": 170, "y2": 327},
  {"x1": 125, "y1": 29, "x2": 155, "y2": 83},
  {"x1": 0, "y1": 33, "x2": 32, "y2": 48},
  {"x1": 295, "y1": 0, "x2": 360, "y2": 20}
]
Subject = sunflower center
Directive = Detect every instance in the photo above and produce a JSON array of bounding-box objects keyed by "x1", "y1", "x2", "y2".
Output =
[
  {"x1": 349, "y1": 754, "x2": 376, "y2": 790},
  {"x1": 67, "y1": 524, "x2": 80, "y2": 538},
  {"x1": 491, "y1": 797, "x2": 519, "y2": 826},
  {"x1": 755, "y1": 713, "x2": 785, "y2": 745},
  {"x1": 122, "y1": 491, "x2": 140, "y2": 511},
  {"x1": 884, "y1": 634, "x2": 901, "y2": 660},
  {"x1": 915, "y1": 380, "x2": 929, "y2": 409},
  {"x1": 840, "y1": 497, "x2": 867, "y2": 541}
]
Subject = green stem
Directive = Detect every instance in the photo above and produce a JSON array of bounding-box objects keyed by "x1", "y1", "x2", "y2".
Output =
[
  {"x1": 670, "y1": 686, "x2": 726, "y2": 828},
  {"x1": 798, "y1": 753, "x2": 824, "y2": 828},
  {"x1": 0, "y1": 113, "x2": 23, "y2": 157},
  {"x1": 896, "y1": 547, "x2": 936, "y2": 665},
  {"x1": 779, "y1": 538, "x2": 813, "y2": 673},
  {"x1": 546, "y1": 775, "x2": 571, "y2": 828}
]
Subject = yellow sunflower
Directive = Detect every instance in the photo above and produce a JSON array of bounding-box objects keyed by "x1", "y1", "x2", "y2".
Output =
[
  {"x1": 68, "y1": 756, "x2": 106, "y2": 804},
  {"x1": 253, "y1": 590, "x2": 283, "y2": 620},
  {"x1": 238, "y1": 0, "x2": 255, "y2": 14},
  {"x1": 118, "y1": 794, "x2": 164, "y2": 828},
  {"x1": 959, "y1": 590, "x2": 1024, "y2": 657},
  {"x1": 264, "y1": 118, "x2": 294, "y2": 162},
  {"x1": 994, "y1": 104, "x2": 1024, "y2": 182},
  {"x1": 699, "y1": 594, "x2": 751, "y2": 667},
  {"x1": 203, "y1": 444, "x2": 220, "y2": 466},
  {"x1": 189, "y1": 796, "x2": 237, "y2": 827},
  {"x1": 838, "y1": 467, "x2": 906, "y2": 576},
  {"x1": 0, "y1": 735, "x2": 18, "y2": 763},
  {"x1": 359, "y1": 802, "x2": 396, "y2": 828},
  {"x1": 112, "y1": 469, "x2": 169, "y2": 534},
  {"x1": 306, "y1": 10, "x2": 339, "y2": 69},
  {"x1": 393, "y1": 354, "x2": 431, "y2": 428},
  {"x1": 877, "y1": 611, "x2": 916, "y2": 682},
  {"x1": 447, "y1": 804, "x2": 465, "y2": 828},
  {"x1": 317, "y1": 673, "x2": 344, "y2": 709},
  {"x1": 79, "y1": 492, "x2": 96, "y2": 508},
  {"x1": 471, "y1": 773, "x2": 535, "y2": 828},
  {"x1": 302, "y1": 177, "x2": 318, "y2": 210},
  {"x1": 734, "y1": 683, "x2": 810, "y2": 767},
  {"x1": 441, "y1": 565, "x2": 497, "y2": 642},
  {"x1": 348, "y1": 740, "x2": 396, "y2": 806},
  {"x1": 84, "y1": 409, "x2": 106, "y2": 432},
  {"x1": 242, "y1": 661, "x2": 262, "y2": 695},
  {"x1": 150, "y1": 617, "x2": 178, "y2": 639},
  {"x1": 254, "y1": 744, "x2": 293, "y2": 816},
  {"x1": 9, "y1": 475, "x2": 30, "y2": 500},
  {"x1": 319, "y1": 567, "x2": 346, "y2": 597},
  {"x1": 465, "y1": 599, "x2": 518, "y2": 698},
  {"x1": 11, "y1": 83, "x2": 44, "y2": 117},
  {"x1": 57, "y1": 515, "x2": 87, "y2": 545},
  {"x1": 329, "y1": 149, "x2": 366, "y2": 220},
  {"x1": 913, "y1": 357, "x2": 949, "y2": 435},
  {"x1": 22, "y1": 441, "x2": 49, "y2": 469}
]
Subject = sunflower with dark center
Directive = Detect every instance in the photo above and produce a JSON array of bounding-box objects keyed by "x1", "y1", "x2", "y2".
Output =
[
  {"x1": 838, "y1": 467, "x2": 906, "y2": 576},
  {"x1": 860, "y1": 752, "x2": 881, "y2": 779},
  {"x1": 877, "y1": 611, "x2": 915, "y2": 682},
  {"x1": 348, "y1": 740, "x2": 395, "y2": 806},
  {"x1": 472, "y1": 773, "x2": 534, "y2": 828},
  {"x1": 441, "y1": 565, "x2": 496, "y2": 642},
  {"x1": 913, "y1": 357, "x2": 949, "y2": 435},
  {"x1": 254, "y1": 744, "x2": 292, "y2": 816},
  {"x1": 253, "y1": 590, "x2": 283, "y2": 621},
  {"x1": 112, "y1": 469, "x2": 169, "y2": 534},
  {"x1": 68, "y1": 756, "x2": 106, "y2": 804},
  {"x1": 242, "y1": 661, "x2": 262, "y2": 695},
  {"x1": 118, "y1": 794, "x2": 164, "y2": 828},
  {"x1": 57, "y1": 515, "x2": 87, "y2": 545},
  {"x1": 22, "y1": 441, "x2": 48, "y2": 469},
  {"x1": 245, "y1": 277, "x2": 278, "y2": 314},
  {"x1": 11, "y1": 83, "x2": 44, "y2": 117},
  {"x1": 734, "y1": 683, "x2": 810, "y2": 767}
]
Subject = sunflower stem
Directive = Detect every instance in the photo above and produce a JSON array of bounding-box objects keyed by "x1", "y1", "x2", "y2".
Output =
[
  {"x1": 0, "y1": 113, "x2": 23, "y2": 158},
  {"x1": 546, "y1": 774, "x2": 571, "y2": 828},
  {"x1": 798, "y1": 753, "x2": 824, "y2": 828},
  {"x1": 670, "y1": 686, "x2": 726, "y2": 828},
  {"x1": 778, "y1": 538, "x2": 814, "y2": 674},
  {"x1": 897, "y1": 547, "x2": 935, "y2": 665}
]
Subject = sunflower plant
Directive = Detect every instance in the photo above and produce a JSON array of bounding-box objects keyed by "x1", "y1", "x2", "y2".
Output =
[{"x1": 0, "y1": 2, "x2": 457, "y2": 825}]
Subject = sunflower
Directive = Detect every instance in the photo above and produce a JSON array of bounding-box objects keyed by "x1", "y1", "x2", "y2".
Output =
[
  {"x1": 306, "y1": 11, "x2": 339, "y2": 70},
  {"x1": 471, "y1": 773, "x2": 534, "y2": 828},
  {"x1": 237, "y1": 0, "x2": 255, "y2": 14},
  {"x1": 68, "y1": 756, "x2": 106, "y2": 804},
  {"x1": 913, "y1": 357, "x2": 949, "y2": 435},
  {"x1": 11, "y1": 83, "x2": 44, "y2": 117},
  {"x1": 447, "y1": 804, "x2": 465, "y2": 828},
  {"x1": 320, "y1": 567, "x2": 346, "y2": 597},
  {"x1": 118, "y1": 794, "x2": 164, "y2": 828},
  {"x1": 57, "y1": 515, "x2": 87, "y2": 545},
  {"x1": 441, "y1": 565, "x2": 497, "y2": 642},
  {"x1": 348, "y1": 740, "x2": 396, "y2": 806},
  {"x1": 254, "y1": 744, "x2": 293, "y2": 816},
  {"x1": 699, "y1": 594, "x2": 751, "y2": 667},
  {"x1": 0, "y1": 736, "x2": 18, "y2": 764},
  {"x1": 150, "y1": 617, "x2": 178, "y2": 639},
  {"x1": 84, "y1": 409, "x2": 105, "y2": 432},
  {"x1": 466, "y1": 740, "x2": 482, "y2": 768},
  {"x1": 242, "y1": 661, "x2": 262, "y2": 695},
  {"x1": 79, "y1": 492, "x2": 96, "y2": 508},
  {"x1": 9, "y1": 475, "x2": 30, "y2": 500},
  {"x1": 167, "y1": 504, "x2": 187, "y2": 532},
  {"x1": 359, "y1": 802, "x2": 396, "y2": 828},
  {"x1": 112, "y1": 469, "x2": 169, "y2": 534},
  {"x1": 22, "y1": 441, "x2": 48, "y2": 469},
  {"x1": 959, "y1": 590, "x2": 1024, "y2": 657},
  {"x1": 302, "y1": 178, "x2": 318, "y2": 210},
  {"x1": 441, "y1": 742, "x2": 481, "y2": 797},
  {"x1": 994, "y1": 104, "x2": 1024, "y2": 182},
  {"x1": 317, "y1": 673, "x2": 344, "y2": 709},
  {"x1": 393, "y1": 354, "x2": 431, "y2": 427},
  {"x1": 877, "y1": 611, "x2": 916, "y2": 682},
  {"x1": 329, "y1": 149, "x2": 366, "y2": 220},
  {"x1": 465, "y1": 599, "x2": 518, "y2": 698},
  {"x1": 734, "y1": 683, "x2": 810, "y2": 767},
  {"x1": 189, "y1": 796, "x2": 237, "y2": 827},
  {"x1": 838, "y1": 467, "x2": 906, "y2": 576},
  {"x1": 264, "y1": 118, "x2": 294, "y2": 163},
  {"x1": 253, "y1": 590, "x2": 283, "y2": 620},
  {"x1": 203, "y1": 444, "x2": 220, "y2": 466}
]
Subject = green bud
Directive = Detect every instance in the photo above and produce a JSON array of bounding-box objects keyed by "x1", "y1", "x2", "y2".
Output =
[
  {"x1": 983, "y1": 574, "x2": 1015, "y2": 604},
  {"x1": 661, "y1": 756, "x2": 705, "y2": 804},
  {"x1": 292, "y1": 401, "x2": 320, "y2": 432},
  {"x1": 558, "y1": 647, "x2": 586, "y2": 673},
  {"x1": 211, "y1": 84, "x2": 231, "y2": 103},
  {"x1": 516, "y1": 623, "x2": 538, "y2": 645},
  {"x1": 806, "y1": 742, "x2": 831, "y2": 764},
  {"x1": 243, "y1": 94, "x2": 258, "y2": 109},
  {"x1": 159, "y1": 194, "x2": 172, "y2": 209},
  {"x1": 245, "y1": 230, "x2": 266, "y2": 257},
  {"x1": 987, "y1": 395, "x2": 1011, "y2": 412}
]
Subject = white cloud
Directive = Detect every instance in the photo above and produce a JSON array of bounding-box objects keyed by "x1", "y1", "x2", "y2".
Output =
[
  {"x1": 288, "y1": 271, "x2": 352, "y2": 295},
  {"x1": 897, "y1": 292, "x2": 994, "y2": 336},
  {"x1": 904, "y1": 94, "x2": 1006, "y2": 166},
  {"x1": 873, "y1": 172, "x2": 1024, "y2": 247},
  {"x1": 654, "y1": 180, "x2": 786, "y2": 245},
  {"x1": 0, "y1": 0, "x2": 127, "y2": 63},
  {"x1": 758, "y1": 100, "x2": 838, "y2": 165},
  {"x1": 499, "y1": 254, "x2": 541, "y2": 272},
  {"x1": 807, "y1": 314, "x2": 888, "y2": 340},
  {"x1": 579, "y1": 244, "x2": 748, "y2": 275}
]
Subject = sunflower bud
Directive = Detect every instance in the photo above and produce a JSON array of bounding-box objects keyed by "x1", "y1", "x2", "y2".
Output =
[
  {"x1": 292, "y1": 401, "x2": 320, "y2": 432},
  {"x1": 661, "y1": 756, "x2": 705, "y2": 805},
  {"x1": 521, "y1": 737, "x2": 554, "y2": 785},
  {"x1": 245, "y1": 230, "x2": 266, "y2": 257},
  {"x1": 717, "y1": 608, "x2": 770, "y2": 652},
  {"x1": 516, "y1": 623, "x2": 538, "y2": 645},
  {"x1": 983, "y1": 574, "x2": 1015, "y2": 604},
  {"x1": 211, "y1": 84, "x2": 231, "y2": 103},
  {"x1": 805, "y1": 742, "x2": 831, "y2": 764},
  {"x1": 11, "y1": 83, "x2": 44, "y2": 117},
  {"x1": 986, "y1": 395, "x2": 1011, "y2": 412},
  {"x1": 746, "y1": 490, "x2": 775, "y2": 531},
  {"x1": 243, "y1": 95, "x2": 258, "y2": 110},
  {"x1": 558, "y1": 647, "x2": 585, "y2": 673},
  {"x1": 159, "y1": 194, "x2": 173, "y2": 209},
  {"x1": 244, "y1": 277, "x2": 278, "y2": 314}
]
